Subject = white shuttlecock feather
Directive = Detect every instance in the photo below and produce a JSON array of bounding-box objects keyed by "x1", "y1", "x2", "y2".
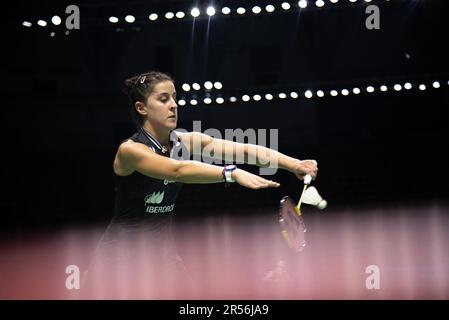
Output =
[{"x1": 302, "y1": 186, "x2": 327, "y2": 209}]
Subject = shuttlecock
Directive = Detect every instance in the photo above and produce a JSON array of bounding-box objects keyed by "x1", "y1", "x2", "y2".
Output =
[
  {"x1": 317, "y1": 199, "x2": 327, "y2": 210},
  {"x1": 302, "y1": 186, "x2": 327, "y2": 210}
]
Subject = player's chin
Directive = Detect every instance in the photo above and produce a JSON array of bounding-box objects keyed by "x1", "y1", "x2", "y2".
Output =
[{"x1": 165, "y1": 119, "x2": 177, "y2": 129}]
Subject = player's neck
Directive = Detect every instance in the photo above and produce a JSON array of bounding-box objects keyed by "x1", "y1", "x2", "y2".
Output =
[{"x1": 142, "y1": 124, "x2": 170, "y2": 146}]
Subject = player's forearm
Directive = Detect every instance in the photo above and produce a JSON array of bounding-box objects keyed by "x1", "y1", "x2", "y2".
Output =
[
  {"x1": 209, "y1": 138, "x2": 298, "y2": 172},
  {"x1": 244, "y1": 143, "x2": 298, "y2": 172},
  {"x1": 175, "y1": 160, "x2": 225, "y2": 184}
]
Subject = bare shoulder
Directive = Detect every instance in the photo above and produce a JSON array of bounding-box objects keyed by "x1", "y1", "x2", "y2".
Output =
[
  {"x1": 118, "y1": 139, "x2": 150, "y2": 158},
  {"x1": 114, "y1": 140, "x2": 151, "y2": 176}
]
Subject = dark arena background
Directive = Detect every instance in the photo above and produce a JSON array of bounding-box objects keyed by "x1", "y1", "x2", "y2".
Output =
[{"x1": 1, "y1": 0, "x2": 449, "y2": 301}]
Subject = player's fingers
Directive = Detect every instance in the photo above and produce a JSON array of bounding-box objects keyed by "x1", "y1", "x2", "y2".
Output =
[
  {"x1": 252, "y1": 183, "x2": 264, "y2": 189},
  {"x1": 306, "y1": 167, "x2": 317, "y2": 178},
  {"x1": 298, "y1": 170, "x2": 315, "y2": 181},
  {"x1": 253, "y1": 181, "x2": 264, "y2": 188},
  {"x1": 258, "y1": 182, "x2": 279, "y2": 188},
  {"x1": 307, "y1": 159, "x2": 318, "y2": 168},
  {"x1": 250, "y1": 180, "x2": 264, "y2": 188},
  {"x1": 254, "y1": 176, "x2": 267, "y2": 184},
  {"x1": 257, "y1": 180, "x2": 272, "y2": 188},
  {"x1": 304, "y1": 164, "x2": 317, "y2": 179},
  {"x1": 257, "y1": 177, "x2": 280, "y2": 187},
  {"x1": 305, "y1": 160, "x2": 318, "y2": 170},
  {"x1": 267, "y1": 180, "x2": 280, "y2": 187}
]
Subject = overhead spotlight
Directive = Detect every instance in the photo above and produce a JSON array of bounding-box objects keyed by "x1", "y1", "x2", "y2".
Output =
[
  {"x1": 367, "y1": 86, "x2": 375, "y2": 93},
  {"x1": 298, "y1": 1, "x2": 308, "y2": 9},
  {"x1": 204, "y1": 81, "x2": 213, "y2": 90},
  {"x1": 222, "y1": 7, "x2": 231, "y2": 15},
  {"x1": 242, "y1": 95, "x2": 250, "y2": 102},
  {"x1": 364, "y1": 0, "x2": 372, "y2": 2},
  {"x1": 252, "y1": 6, "x2": 262, "y2": 14},
  {"x1": 315, "y1": 0, "x2": 325, "y2": 7},
  {"x1": 214, "y1": 82, "x2": 223, "y2": 90},
  {"x1": 149, "y1": 13, "x2": 158, "y2": 21},
  {"x1": 317, "y1": 90, "x2": 324, "y2": 97},
  {"x1": 265, "y1": 94, "x2": 274, "y2": 100},
  {"x1": 109, "y1": 16, "x2": 119, "y2": 23},
  {"x1": 207, "y1": 6, "x2": 216, "y2": 16},
  {"x1": 330, "y1": 90, "x2": 338, "y2": 97},
  {"x1": 178, "y1": 99, "x2": 186, "y2": 106},
  {"x1": 290, "y1": 92, "x2": 299, "y2": 99},
  {"x1": 353, "y1": 88, "x2": 361, "y2": 94},
  {"x1": 191, "y1": 8, "x2": 200, "y2": 17},
  {"x1": 266, "y1": 5, "x2": 275, "y2": 13},
  {"x1": 182, "y1": 84, "x2": 191, "y2": 92},
  {"x1": 192, "y1": 83, "x2": 201, "y2": 91},
  {"x1": 216, "y1": 97, "x2": 225, "y2": 104},
  {"x1": 22, "y1": 21, "x2": 32, "y2": 27},
  {"x1": 230, "y1": 97, "x2": 237, "y2": 103},
  {"x1": 282, "y1": 2, "x2": 291, "y2": 10},
  {"x1": 419, "y1": 84, "x2": 426, "y2": 91},
  {"x1": 305, "y1": 90, "x2": 313, "y2": 99},
  {"x1": 253, "y1": 94, "x2": 262, "y2": 101},
  {"x1": 380, "y1": 85, "x2": 388, "y2": 92},
  {"x1": 404, "y1": 83, "x2": 412, "y2": 90},
  {"x1": 433, "y1": 81, "x2": 440, "y2": 88},
  {"x1": 330, "y1": 0, "x2": 339, "y2": 3},
  {"x1": 165, "y1": 12, "x2": 174, "y2": 19},
  {"x1": 190, "y1": 99, "x2": 198, "y2": 106},
  {"x1": 204, "y1": 98, "x2": 212, "y2": 104},
  {"x1": 341, "y1": 89, "x2": 349, "y2": 96},
  {"x1": 279, "y1": 93, "x2": 287, "y2": 99},
  {"x1": 176, "y1": 11, "x2": 185, "y2": 19},
  {"x1": 51, "y1": 16, "x2": 62, "y2": 25},
  {"x1": 125, "y1": 15, "x2": 135, "y2": 23},
  {"x1": 349, "y1": 0, "x2": 357, "y2": 2},
  {"x1": 37, "y1": 20, "x2": 47, "y2": 27},
  {"x1": 394, "y1": 84, "x2": 402, "y2": 91},
  {"x1": 237, "y1": 7, "x2": 246, "y2": 15}
]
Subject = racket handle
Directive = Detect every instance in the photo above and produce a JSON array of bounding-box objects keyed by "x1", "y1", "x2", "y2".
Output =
[{"x1": 304, "y1": 174, "x2": 312, "y2": 185}]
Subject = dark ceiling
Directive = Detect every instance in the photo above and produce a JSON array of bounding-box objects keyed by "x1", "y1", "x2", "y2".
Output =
[{"x1": 5, "y1": 0, "x2": 449, "y2": 97}]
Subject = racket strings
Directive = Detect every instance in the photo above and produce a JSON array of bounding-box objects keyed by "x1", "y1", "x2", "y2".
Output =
[{"x1": 279, "y1": 197, "x2": 306, "y2": 251}]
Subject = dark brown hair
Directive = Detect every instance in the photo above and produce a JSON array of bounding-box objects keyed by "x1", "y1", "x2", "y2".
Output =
[{"x1": 122, "y1": 71, "x2": 174, "y2": 126}]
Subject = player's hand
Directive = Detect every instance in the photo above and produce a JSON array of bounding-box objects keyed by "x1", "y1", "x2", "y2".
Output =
[
  {"x1": 290, "y1": 159, "x2": 318, "y2": 181},
  {"x1": 232, "y1": 169, "x2": 280, "y2": 189}
]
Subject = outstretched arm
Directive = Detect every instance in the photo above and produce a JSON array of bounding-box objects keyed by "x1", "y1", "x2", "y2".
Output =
[
  {"x1": 179, "y1": 132, "x2": 318, "y2": 181},
  {"x1": 114, "y1": 140, "x2": 280, "y2": 189}
]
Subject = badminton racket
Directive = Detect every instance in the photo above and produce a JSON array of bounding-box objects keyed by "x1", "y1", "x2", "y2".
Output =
[{"x1": 278, "y1": 174, "x2": 312, "y2": 252}]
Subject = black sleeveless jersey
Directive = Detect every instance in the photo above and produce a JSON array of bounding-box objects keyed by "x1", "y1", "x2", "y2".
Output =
[
  {"x1": 88, "y1": 129, "x2": 189, "y2": 279},
  {"x1": 112, "y1": 128, "x2": 186, "y2": 227},
  {"x1": 100, "y1": 127, "x2": 190, "y2": 245}
]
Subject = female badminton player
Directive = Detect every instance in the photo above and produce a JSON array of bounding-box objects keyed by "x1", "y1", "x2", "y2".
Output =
[{"x1": 86, "y1": 71, "x2": 317, "y2": 297}]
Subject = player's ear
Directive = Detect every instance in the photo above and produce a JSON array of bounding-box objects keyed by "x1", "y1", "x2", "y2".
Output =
[{"x1": 135, "y1": 101, "x2": 148, "y2": 117}]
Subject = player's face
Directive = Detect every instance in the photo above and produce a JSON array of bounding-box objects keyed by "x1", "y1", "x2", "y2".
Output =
[{"x1": 144, "y1": 81, "x2": 178, "y2": 130}]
